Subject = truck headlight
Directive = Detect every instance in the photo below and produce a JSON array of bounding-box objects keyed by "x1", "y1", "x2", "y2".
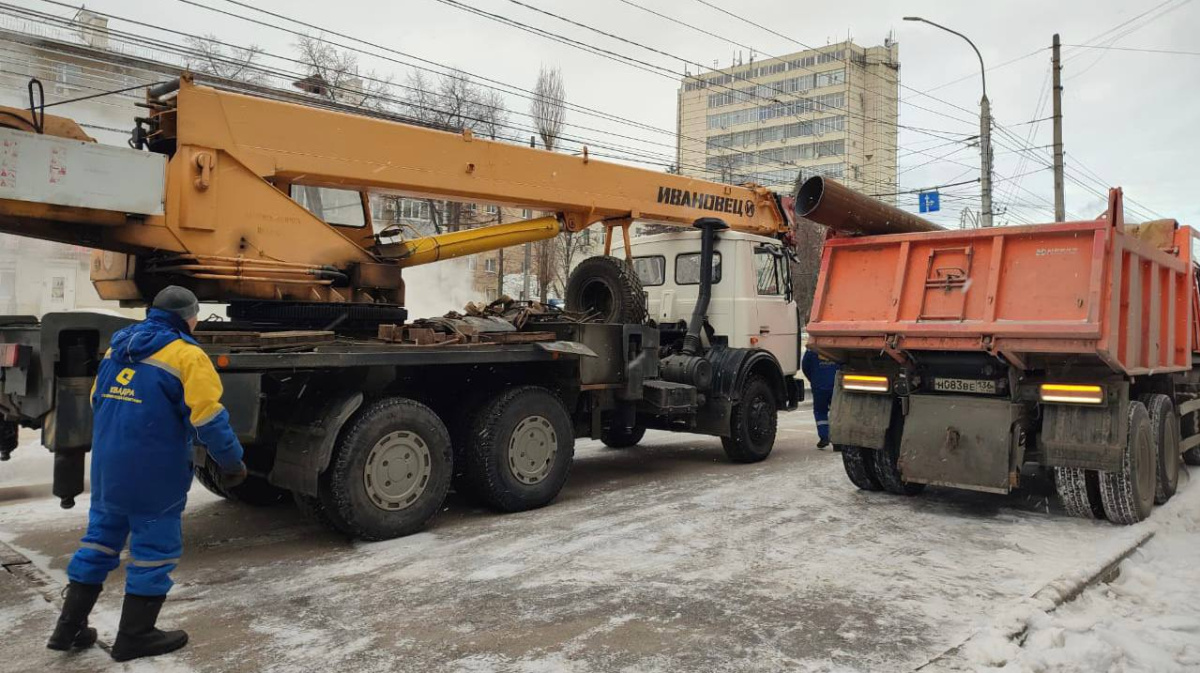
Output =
[
  {"x1": 1039, "y1": 384, "x2": 1104, "y2": 405},
  {"x1": 843, "y1": 374, "x2": 890, "y2": 393}
]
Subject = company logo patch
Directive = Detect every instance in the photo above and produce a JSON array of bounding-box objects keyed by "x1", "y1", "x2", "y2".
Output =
[{"x1": 116, "y1": 368, "x2": 136, "y2": 385}]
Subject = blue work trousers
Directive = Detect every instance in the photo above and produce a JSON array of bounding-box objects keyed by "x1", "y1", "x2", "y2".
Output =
[
  {"x1": 812, "y1": 387, "x2": 833, "y2": 442},
  {"x1": 66, "y1": 506, "x2": 183, "y2": 596}
]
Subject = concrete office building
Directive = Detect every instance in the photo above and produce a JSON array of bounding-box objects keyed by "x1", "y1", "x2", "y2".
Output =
[{"x1": 676, "y1": 39, "x2": 900, "y2": 202}]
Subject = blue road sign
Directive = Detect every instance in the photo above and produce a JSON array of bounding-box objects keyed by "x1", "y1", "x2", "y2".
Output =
[{"x1": 919, "y1": 191, "x2": 940, "y2": 213}]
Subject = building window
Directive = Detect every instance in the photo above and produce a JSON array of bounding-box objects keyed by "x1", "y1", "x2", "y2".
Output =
[
  {"x1": 484, "y1": 257, "x2": 498, "y2": 272},
  {"x1": 398, "y1": 198, "x2": 431, "y2": 222},
  {"x1": 54, "y1": 64, "x2": 83, "y2": 94}
]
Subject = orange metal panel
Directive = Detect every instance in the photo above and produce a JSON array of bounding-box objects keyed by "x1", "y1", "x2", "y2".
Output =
[{"x1": 808, "y1": 189, "x2": 1196, "y2": 375}]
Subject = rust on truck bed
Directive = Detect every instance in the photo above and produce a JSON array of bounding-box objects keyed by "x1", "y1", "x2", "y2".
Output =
[{"x1": 808, "y1": 188, "x2": 1198, "y2": 375}]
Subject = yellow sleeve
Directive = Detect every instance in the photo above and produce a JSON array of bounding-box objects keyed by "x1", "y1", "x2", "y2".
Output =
[{"x1": 179, "y1": 345, "x2": 226, "y2": 427}]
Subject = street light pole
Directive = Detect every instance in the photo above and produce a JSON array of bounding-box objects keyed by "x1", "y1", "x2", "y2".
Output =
[{"x1": 904, "y1": 17, "x2": 993, "y2": 227}]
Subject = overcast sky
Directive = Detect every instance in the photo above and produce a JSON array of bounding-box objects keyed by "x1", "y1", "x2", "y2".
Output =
[{"x1": 24, "y1": 0, "x2": 1200, "y2": 227}]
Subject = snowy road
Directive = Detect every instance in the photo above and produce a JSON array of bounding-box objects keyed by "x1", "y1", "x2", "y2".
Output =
[{"x1": 0, "y1": 412, "x2": 1189, "y2": 672}]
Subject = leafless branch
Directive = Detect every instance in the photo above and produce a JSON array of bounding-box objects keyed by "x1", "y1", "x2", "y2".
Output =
[{"x1": 531, "y1": 65, "x2": 564, "y2": 151}]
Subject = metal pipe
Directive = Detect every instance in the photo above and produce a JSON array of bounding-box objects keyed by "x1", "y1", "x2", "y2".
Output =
[
  {"x1": 796, "y1": 177, "x2": 944, "y2": 235},
  {"x1": 682, "y1": 216, "x2": 728, "y2": 356}
]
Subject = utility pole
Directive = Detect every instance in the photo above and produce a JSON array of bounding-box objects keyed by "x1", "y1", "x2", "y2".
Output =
[
  {"x1": 523, "y1": 136, "x2": 535, "y2": 300},
  {"x1": 904, "y1": 17, "x2": 993, "y2": 227},
  {"x1": 497, "y1": 210, "x2": 505, "y2": 300},
  {"x1": 1051, "y1": 33, "x2": 1066, "y2": 222}
]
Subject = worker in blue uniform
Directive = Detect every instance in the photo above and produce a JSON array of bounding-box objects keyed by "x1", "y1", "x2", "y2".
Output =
[
  {"x1": 47, "y1": 286, "x2": 246, "y2": 662},
  {"x1": 801, "y1": 347, "x2": 841, "y2": 449}
]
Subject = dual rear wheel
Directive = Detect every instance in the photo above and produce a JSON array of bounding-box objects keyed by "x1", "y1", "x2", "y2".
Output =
[
  {"x1": 1055, "y1": 395, "x2": 1178, "y2": 525},
  {"x1": 301, "y1": 387, "x2": 576, "y2": 540}
]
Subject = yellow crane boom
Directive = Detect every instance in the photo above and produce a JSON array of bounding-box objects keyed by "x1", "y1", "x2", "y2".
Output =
[{"x1": 0, "y1": 76, "x2": 793, "y2": 307}]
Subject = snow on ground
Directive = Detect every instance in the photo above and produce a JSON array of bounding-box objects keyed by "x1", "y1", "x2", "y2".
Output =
[
  {"x1": 0, "y1": 413, "x2": 1193, "y2": 672},
  {"x1": 977, "y1": 470, "x2": 1200, "y2": 673}
]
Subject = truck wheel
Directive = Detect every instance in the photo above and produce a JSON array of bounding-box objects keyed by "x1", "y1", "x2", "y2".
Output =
[
  {"x1": 194, "y1": 460, "x2": 289, "y2": 506},
  {"x1": 1099, "y1": 401, "x2": 1157, "y2": 525},
  {"x1": 1186, "y1": 446, "x2": 1200, "y2": 466},
  {"x1": 320, "y1": 397, "x2": 452, "y2": 541},
  {"x1": 565, "y1": 255, "x2": 647, "y2": 323},
  {"x1": 871, "y1": 431, "x2": 925, "y2": 496},
  {"x1": 721, "y1": 375, "x2": 778, "y2": 463},
  {"x1": 841, "y1": 446, "x2": 883, "y2": 491},
  {"x1": 460, "y1": 386, "x2": 574, "y2": 512},
  {"x1": 601, "y1": 424, "x2": 645, "y2": 448},
  {"x1": 1139, "y1": 393, "x2": 1180, "y2": 504},
  {"x1": 1054, "y1": 467, "x2": 1106, "y2": 519}
]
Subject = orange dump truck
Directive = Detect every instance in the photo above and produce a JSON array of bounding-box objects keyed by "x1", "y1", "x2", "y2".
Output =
[{"x1": 804, "y1": 183, "x2": 1199, "y2": 524}]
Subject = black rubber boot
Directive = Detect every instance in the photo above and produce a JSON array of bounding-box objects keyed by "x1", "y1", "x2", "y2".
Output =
[
  {"x1": 46, "y1": 581, "x2": 102, "y2": 651},
  {"x1": 110, "y1": 594, "x2": 189, "y2": 662}
]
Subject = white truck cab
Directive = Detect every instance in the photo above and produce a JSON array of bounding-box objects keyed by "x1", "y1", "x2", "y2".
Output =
[{"x1": 616, "y1": 229, "x2": 799, "y2": 376}]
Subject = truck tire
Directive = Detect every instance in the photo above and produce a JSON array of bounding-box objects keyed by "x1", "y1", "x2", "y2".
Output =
[
  {"x1": 460, "y1": 386, "x2": 574, "y2": 512},
  {"x1": 721, "y1": 374, "x2": 778, "y2": 463},
  {"x1": 1054, "y1": 467, "x2": 1106, "y2": 520},
  {"x1": 293, "y1": 492, "x2": 342, "y2": 531},
  {"x1": 1099, "y1": 401, "x2": 1157, "y2": 525},
  {"x1": 1182, "y1": 397, "x2": 1200, "y2": 465},
  {"x1": 565, "y1": 255, "x2": 646, "y2": 323},
  {"x1": 1139, "y1": 393, "x2": 1180, "y2": 504},
  {"x1": 871, "y1": 428, "x2": 925, "y2": 496},
  {"x1": 320, "y1": 397, "x2": 453, "y2": 541},
  {"x1": 194, "y1": 460, "x2": 289, "y2": 506},
  {"x1": 841, "y1": 446, "x2": 883, "y2": 491},
  {"x1": 601, "y1": 423, "x2": 645, "y2": 448}
]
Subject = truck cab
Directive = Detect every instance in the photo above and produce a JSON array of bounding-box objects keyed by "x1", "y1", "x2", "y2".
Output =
[{"x1": 617, "y1": 229, "x2": 799, "y2": 376}]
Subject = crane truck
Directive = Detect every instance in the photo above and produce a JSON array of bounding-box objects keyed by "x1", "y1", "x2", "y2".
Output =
[
  {"x1": 0, "y1": 76, "x2": 804, "y2": 541},
  {"x1": 798, "y1": 175, "x2": 1197, "y2": 525}
]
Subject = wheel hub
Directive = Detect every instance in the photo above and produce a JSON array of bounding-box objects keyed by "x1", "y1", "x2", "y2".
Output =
[
  {"x1": 748, "y1": 394, "x2": 772, "y2": 443},
  {"x1": 508, "y1": 415, "x2": 557, "y2": 485},
  {"x1": 363, "y1": 431, "x2": 431, "y2": 511}
]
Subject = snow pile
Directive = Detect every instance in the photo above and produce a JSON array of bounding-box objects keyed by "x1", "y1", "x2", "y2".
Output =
[{"x1": 966, "y1": 470, "x2": 1200, "y2": 673}]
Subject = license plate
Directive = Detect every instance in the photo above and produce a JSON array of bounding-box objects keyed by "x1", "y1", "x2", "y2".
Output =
[{"x1": 932, "y1": 378, "x2": 997, "y2": 395}]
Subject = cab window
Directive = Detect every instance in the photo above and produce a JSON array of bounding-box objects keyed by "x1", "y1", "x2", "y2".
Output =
[
  {"x1": 754, "y1": 249, "x2": 781, "y2": 295},
  {"x1": 675, "y1": 252, "x2": 722, "y2": 285},
  {"x1": 291, "y1": 185, "x2": 366, "y2": 228},
  {"x1": 632, "y1": 255, "x2": 665, "y2": 286}
]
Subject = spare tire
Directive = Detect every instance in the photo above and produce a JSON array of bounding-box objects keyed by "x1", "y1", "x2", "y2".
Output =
[{"x1": 565, "y1": 256, "x2": 646, "y2": 324}]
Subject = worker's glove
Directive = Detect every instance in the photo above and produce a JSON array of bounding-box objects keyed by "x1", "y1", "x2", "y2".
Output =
[{"x1": 219, "y1": 461, "x2": 248, "y2": 489}]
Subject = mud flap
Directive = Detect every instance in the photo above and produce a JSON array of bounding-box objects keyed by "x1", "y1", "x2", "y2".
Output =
[
  {"x1": 899, "y1": 395, "x2": 1025, "y2": 494},
  {"x1": 269, "y1": 391, "x2": 364, "y2": 497},
  {"x1": 829, "y1": 385, "x2": 891, "y2": 449}
]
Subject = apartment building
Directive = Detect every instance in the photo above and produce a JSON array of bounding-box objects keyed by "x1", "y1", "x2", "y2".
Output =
[{"x1": 677, "y1": 39, "x2": 900, "y2": 202}]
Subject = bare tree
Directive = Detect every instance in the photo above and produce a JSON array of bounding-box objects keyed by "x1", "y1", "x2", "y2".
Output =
[
  {"x1": 184, "y1": 34, "x2": 267, "y2": 85},
  {"x1": 402, "y1": 70, "x2": 508, "y2": 138},
  {"x1": 553, "y1": 228, "x2": 593, "y2": 296},
  {"x1": 531, "y1": 66, "x2": 565, "y2": 151},
  {"x1": 294, "y1": 34, "x2": 393, "y2": 109},
  {"x1": 400, "y1": 71, "x2": 509, "y2": 232}
]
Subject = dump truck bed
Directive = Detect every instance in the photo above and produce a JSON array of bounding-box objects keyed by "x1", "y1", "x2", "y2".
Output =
[{"x1": 807, "y1": 194, "x2": 1199, "y2": 375}]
